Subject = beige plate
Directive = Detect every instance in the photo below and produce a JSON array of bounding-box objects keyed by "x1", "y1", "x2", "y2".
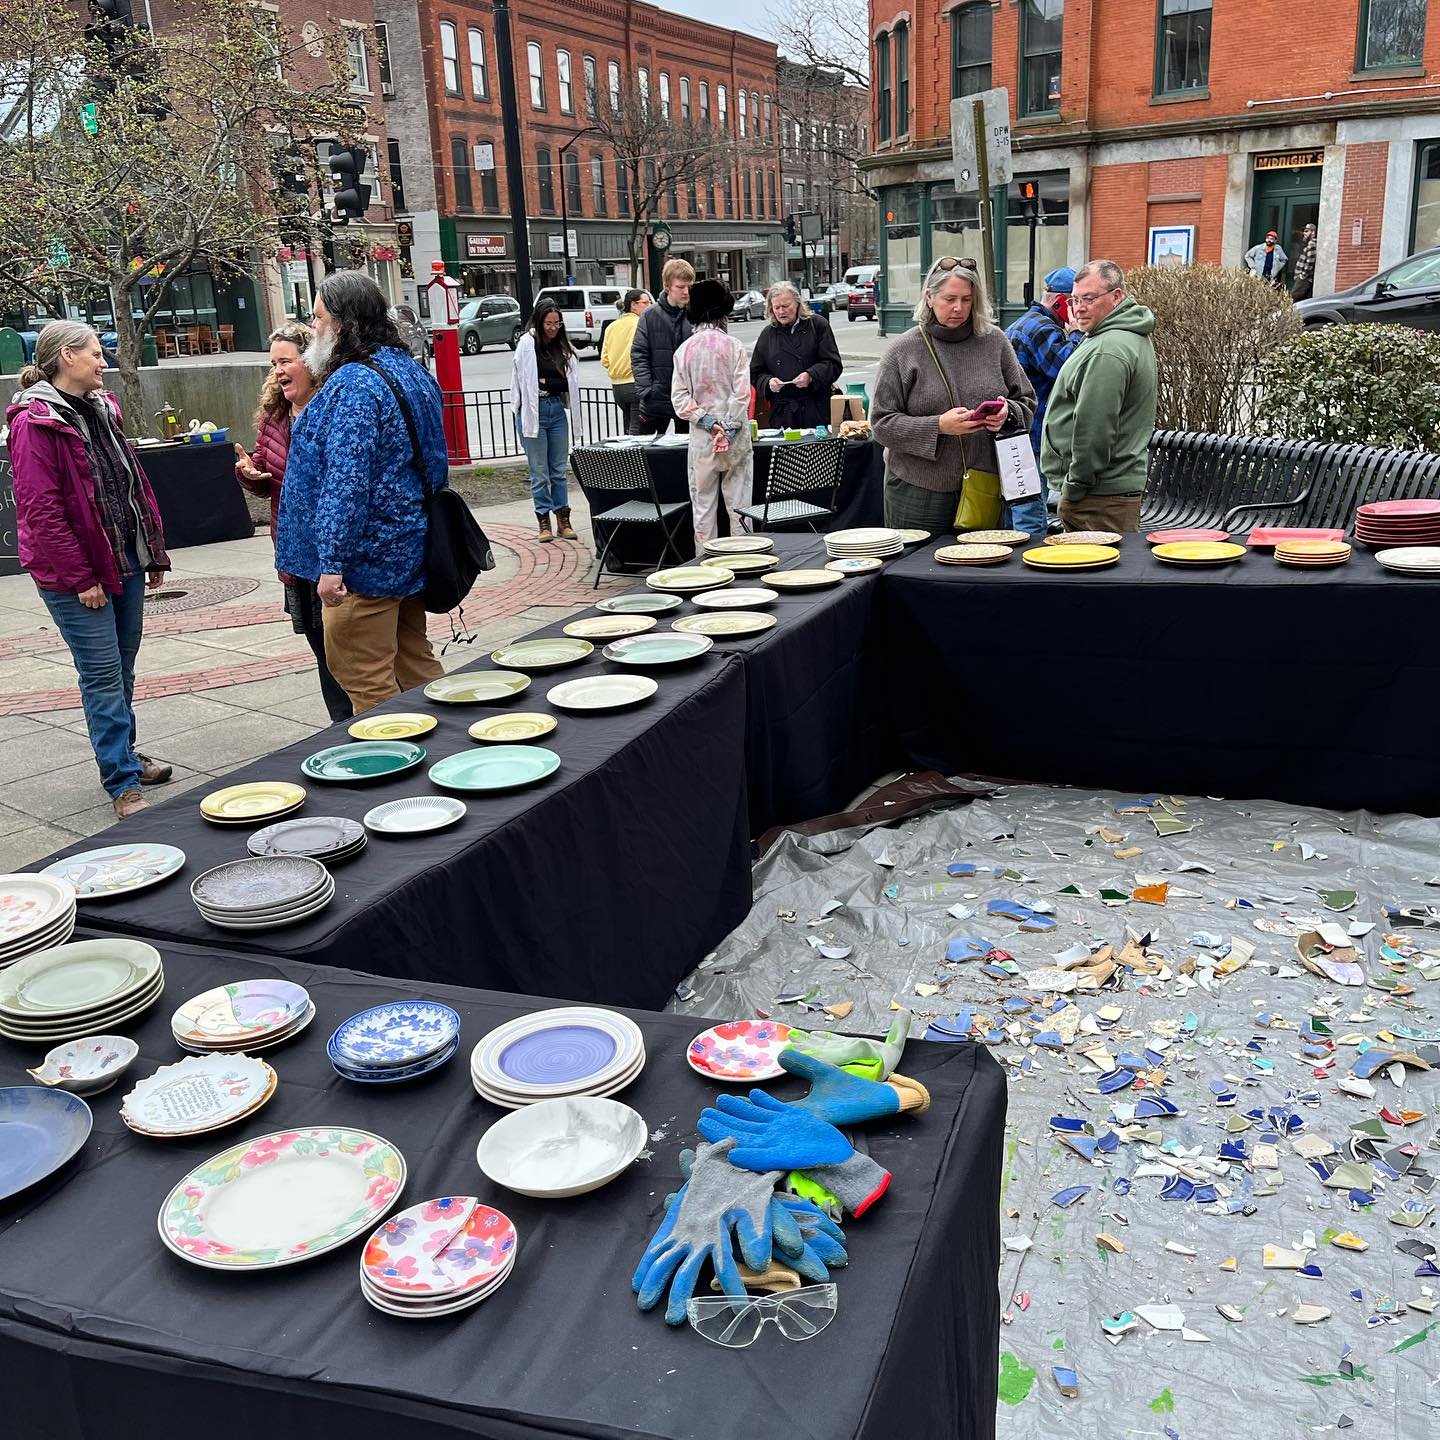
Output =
[
  {"x1": 672, "y1": 611, "x2": 778, "y2": 637},
  {"x1": 1045, "y1": 530, "x2": 1123, "y2": 546},
  {"x1": 702, "y1": 536, "x2": 775, "y2": 555},
  {"x1": 760, "y1": 569, "x2": 844, "y2": 591},
  {"x1": 646, "y1": 567, "x2": 732, "y2": 592},
  {"x1": 348, "y1": 713, "x2": 438, "y2": 742},
  {"x1": 468, "y1": 713, "x2": 560, "y2": 743},
  {"x1": 956, "y1": 529, "x2": 1028, "y2": 546},
  {"x1": 700, "y1": 554, "x2": 781, "y2": 574},
  {"x1": 200, "y1": 782, "x2": 306, "y2": 822},
  {"x1": 895, "y1": 529, "x2": 930, "y2": 544},
  {"x1": 935, "y1": 544, "x2": 1012, "y2": 564},
  {"x1": 562, "y1": 615, "x2": 657, "y2": 639}
]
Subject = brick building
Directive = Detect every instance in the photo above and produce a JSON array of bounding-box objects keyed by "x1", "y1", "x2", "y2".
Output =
[
  {"x1": 862, "y1": 0, "x2": 1440, "y2": 331},
  {"x1": 379, "y1": 0, "x2": 785, "y2": 302}
]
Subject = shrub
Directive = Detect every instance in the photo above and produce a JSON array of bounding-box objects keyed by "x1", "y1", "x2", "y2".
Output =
[
  {"x1": 1256, "y1": 323, "x2": 1440, "y2": 450},
  {"x1": 1124, "y1": 264, "x2": 1301, "y2": 434}
]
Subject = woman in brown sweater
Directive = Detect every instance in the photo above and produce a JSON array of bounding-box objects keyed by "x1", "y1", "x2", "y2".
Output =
[{"x1": 869, "y1": 256, "x2": 1036, "y2": 534}]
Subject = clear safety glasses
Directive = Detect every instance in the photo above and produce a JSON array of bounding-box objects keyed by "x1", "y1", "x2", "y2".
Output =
[{"x1": 686, "y1": 1284, "x2": 838, "y2": 1348}]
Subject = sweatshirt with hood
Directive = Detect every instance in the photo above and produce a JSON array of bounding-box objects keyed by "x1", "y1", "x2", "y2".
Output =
[
  {"x1": 5, "y1": 382, "x2": 169, "y2": 595},
  {"x1": 1040, "y1": 297, "x2": 1157, "y2": 500}
]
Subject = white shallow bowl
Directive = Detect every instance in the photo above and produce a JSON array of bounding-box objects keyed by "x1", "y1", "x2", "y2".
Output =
[
  {"x1": 26, "y1": 1034, "x2": 139, "y2": 1095},
  {"x1": 475, "y1": 1095, "x2": 646, "y2": 1198}
]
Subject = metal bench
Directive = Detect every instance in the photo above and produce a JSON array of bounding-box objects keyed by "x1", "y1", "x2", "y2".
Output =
[{"x1": 1142, "y1": 430, "x2": 1440, "y2": 534}]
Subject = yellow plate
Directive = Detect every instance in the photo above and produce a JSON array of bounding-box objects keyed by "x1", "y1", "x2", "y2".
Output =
[
  {"x1": 1274, "y1": 540, "x2": 1351, "y2": 557},
  {"x1": 1021, "y1": 544, "x2": 1121, "y2": 567},
  {"x1": 200, "y1": 781, "x2": 306, "y2": 821},
  {"x1": 468, "y1": 713, "x2": 559, "y2": 743},
  {"x1": 347, "y1": 713, "x2": 438, "y2": 742},
  {"x1": 562, "y1": 615, "x2": 657, "y2": 639},
  {"x1": 1151, "y1": 541, "x2": 1247, "y2": 563}
]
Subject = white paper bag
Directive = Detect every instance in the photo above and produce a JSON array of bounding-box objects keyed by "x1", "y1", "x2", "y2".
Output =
[{"x1": 995, "y1": 434, "x2": 1042, "y2": 501}]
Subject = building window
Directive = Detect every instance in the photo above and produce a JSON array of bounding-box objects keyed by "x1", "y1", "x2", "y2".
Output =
[
  {"x1": 876, "y1": 32, "x2": 892, "y2": 143},
  {"x1": 557, "y1": 49, "x2": 574, "y2": 114},
  {"x1": 375, "y1": 22, "x2": 393, "y2": 95},
  {"x1": 723, "y1": 170, "x2": 734, "y2": 216},
  {"x1": 709, "y1": 179, "x2": 718, "y2": 216},
  {"x1": 699, "y1": 80, "x2": 710, "y2": 126},
  {"x1": 752, "y1": 92, "x2": 761, "y2": 137},
  {"x1": 738, "y1": 89, "x2": 747, "y2": 137},
  {"x1": 1413, "y1": 139, "x2": 1440, "y2": 248},
  {"x1": 479, "y1": 143, "x2": 498, "y2": 210},
  {"x1": 440, "y1": 21, "x2": 461, "y2": 96},
  {"x1": 344, "y1": 25, "x2": 369, "y2": 93},
  {"x1": 639, "y1": 67, "x2": 651, "y2": 115},
  {"x1": 1358, "y1": 0, "x2": 1427, "y2": 68},
  {"x1": 680, "y1": 76, "x2": 692, "y2": 122},
  {"x1": 536, "y1": 145, "x2": 554, "y2": 211},
  {"x1": 687, "y1": 177, "x2": 698, "y2": 214},
  {"x1": 527, "y1": 41, "x2": 545, "y2": 109},
  {"x1": 667, "y1": 173, "x2": 678, "y2": 215},
  {"x1": 768, "y1": 168, "x2": 776, "y2": 217},
  {"x1": 1003, "y1": 172, "x2": 1069, "y2": 303},
  {"x1": 387, "y1": 138, "x2": 406, "y2": 211},
  {"x1": 951, "y1": 4, "x2": 992, "y2": 98},
  {"x1": 743, "y1": 169, "x2": 753, "y2": 215},
  {"x1": 1155, "y1": 0, "x2": 1210, "y2": 93},
  {"x1": 660, "y1": 72, "x2": 671, "y2": 118},
  {"x1": 784, "y1": 179, "x2": 795, "y2": 215},
  {"x1": 451, "y1": 136, "x2": 472, "y2": 211},
  {"x1": 616, "y1": 156, "x2": 630, "y2": 213},
  {"x1": 592, "y1": 155, "x2": 608, "y2": 214},
  {"x1": 763, "y1": 92, "x2": 772, "y2": 137},
  {"x1": 1021, "y1": 1, "x2": 1064, "y2": 115},
  {"x1": 718, "y1": 84, "x2": 728, "y2": 133},
  {"x1": 608, "y1": 60, "x2": 621, "y2": 112},
  {"x1": 894, "y1": 22, "x2": 910, "y2": 135},
  {"x1": 565, "y1": 148, "x2": 583, "y2": 211},
  {"x1": 583, "y1": 55, "x2": 597, "y2": 117},
  {"x1": 467, "y1": 27, "x2": 488, "y2": 99}
]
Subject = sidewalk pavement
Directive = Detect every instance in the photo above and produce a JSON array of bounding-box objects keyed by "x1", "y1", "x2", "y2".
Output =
[{"x1": 0, "y1": 490, "x2": 632, "y2": 872}]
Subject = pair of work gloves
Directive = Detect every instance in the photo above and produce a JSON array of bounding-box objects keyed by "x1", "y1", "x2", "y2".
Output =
[{"x1": 633, "y1": 1049, "x2": 930, "y2": 1323}]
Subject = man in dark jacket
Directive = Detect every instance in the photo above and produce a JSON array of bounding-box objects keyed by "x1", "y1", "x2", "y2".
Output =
[
  {"x1": 1291, "y1": 223, "x2": 1317, "y2": 301},
  {"x1": 750, "y1": 282, "x2": 844, "y2": 429},
  {"x1": 630, "y1": 258, "x2": 694, "y2": 434}
]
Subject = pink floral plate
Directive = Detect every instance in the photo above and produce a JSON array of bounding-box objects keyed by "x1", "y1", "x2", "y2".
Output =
[
  {"x1": 362, "y1": 1196, "x2": 517, "y2": 1298},
  {"x1": 687, "y1": 1020, "x2": 794, "y2": 1082}
]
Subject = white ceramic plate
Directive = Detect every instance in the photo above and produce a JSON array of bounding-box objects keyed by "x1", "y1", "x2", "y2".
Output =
[
  {"x1": 702, "y1": 537, "x2": 775, "y2": 555},
  {"x1": 363, "y1": 796, "x2": 468, "y2": 835},
  {"x1": 476, "y1": 1096, "x2": 647, "y2": 1198},
  {"x1": 546, "y1": 675, "x2": 659, "y2": 711},
  {"x1": 671, "y1": 612, "x2": 777, "y2": 637},
  {"x1": 691, "y1": 586, "x2": 778, "y2": 610},
  {"x1": 122, "y1": 1053, "x2": 277, "y2": 1137},
  {"x1": 0, "y1": 938, "x2": 162, "y2": 1018},
  {"x1": 0, "y1": 875, "x2": 76, "y2": 944},
  {"x1": 562, "y1": 615, "x2": 657, "y2": 639}
]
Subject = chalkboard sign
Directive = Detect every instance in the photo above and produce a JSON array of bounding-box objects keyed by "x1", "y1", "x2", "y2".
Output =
[{"x1": 0, "y1": 444, "x2": 20, "y2": 577}]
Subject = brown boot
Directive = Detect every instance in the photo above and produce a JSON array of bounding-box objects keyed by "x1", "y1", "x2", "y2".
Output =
[
  {"x1": 113, "y1": 789, "x2": 147, "y2": 819},
  {"x1": 554, "y1": 506, "x2": 578, "y2": 540},
  {"x1": 536, "y1": 511, "x2": 554, "y2": 543},
  {"x1": 137, "y1": 753, "x2": 172, "y2": 786}
]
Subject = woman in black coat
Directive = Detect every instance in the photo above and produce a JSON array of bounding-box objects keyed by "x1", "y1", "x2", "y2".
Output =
[{"x1": 749, "y1": 282, "x2": 844, "y2": 429}]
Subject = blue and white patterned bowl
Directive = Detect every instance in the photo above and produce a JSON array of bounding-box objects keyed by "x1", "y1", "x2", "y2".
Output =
[{"x1": 328, "y1": 1001, "x2": 461, "y2": 1069}]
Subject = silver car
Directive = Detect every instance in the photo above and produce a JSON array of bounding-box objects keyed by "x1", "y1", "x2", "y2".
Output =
[{"x1": 458, "y1": 296, "x2": 523, "y2": 354}]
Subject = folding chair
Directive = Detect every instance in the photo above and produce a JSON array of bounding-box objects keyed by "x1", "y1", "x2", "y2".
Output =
[
  {"x1": 570, "y1": 445, "x2": 690, "y2": 589},
  {"x1": 736, "y1": 437, "x2": 845, "y2": 533}
]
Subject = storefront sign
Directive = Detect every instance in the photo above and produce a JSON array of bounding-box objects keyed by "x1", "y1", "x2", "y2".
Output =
[
  {"x1": 466, "y1": 234, "x2": 507, "y2": 258},
  {"x1": 1255, "y1": 149, "x2": 1324, "y2": 172}
]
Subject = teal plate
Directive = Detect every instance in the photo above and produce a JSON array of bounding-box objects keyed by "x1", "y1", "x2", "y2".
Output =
[
  {"x1": 593, "y1": 593, "x2": 683, "y2": 615},
  {"x1": 428, "y1": 746, "x2": 561, "y2": 794},
  {"x1": 602, "y1": 633, "x2": 715, "y2": 666},
  {"x1": 300, "y1": 741, "x2": 427, "y2": 783}
]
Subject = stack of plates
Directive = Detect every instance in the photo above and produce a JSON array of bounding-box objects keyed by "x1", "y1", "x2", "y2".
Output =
[
  {"x1": 470, "y1": 1006, "x2": 645, "y2": 1108},
  {"x1": 1022, "y1": 544, "x2": 1121, "y2": 573},
  {"x1": 1275, "y1": 538, "x2": 1352, "y2": 568},
  {"x1": 200, "y1": 782, "x2": 305, "y2": 826},
  {"x1": 40, "y1": 844, "x2": 184, "y2": 900},
  {"x1": 360, "y1": 1197, "x2": 516, "y2": 1319},
  {"x1": 934, "y1": 543, "x2": 1011, "y2": 567},
  {"x1": 1151, "y1": 540, "x2": 1247, "y2": 567},
  {"x1": 646, "y1": 566, "x2": 732, "y2": 594},
  {"x1": 1355, "y1": 499, "x2": 1440, "y2": 547},
  {"x1": 0, "y1": 939, "x2": 163, "y2": 1044},
  {"x1": 248, "y1": 817, "x2": 367, "y2": 865},
  {"x1": 171, "y1": 978, "x2": 315, "y2": 1053},
  {"x1": 0, "y1": 876, "x2": 77, "y2": 967},
  {"x1": 703, "y1": 536, "x2": 774, "y2": 556},
  {"x1": 1375, "y1": 546, "x2": 1440, "y2": 576},
  {"x1": 121, "y1": 1052, "x2": 278, "y2": 1137},
  {"x1": 191, "y1": 856, "x2": 334, "y2": 931},
  {"x1": 328, "y1": 1000, "x2": 461, "y2": 1084},
  {"x1": 699, "y1": 553, "x2": 780, "y2": 576},
  {"x1": 825, "y1": 527, "x2": 903, "y2": 559}
]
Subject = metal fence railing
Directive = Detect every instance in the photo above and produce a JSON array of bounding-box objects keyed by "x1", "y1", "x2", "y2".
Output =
[{"x1": 443, "y1": 388, "x2": 628, "y2": 463}]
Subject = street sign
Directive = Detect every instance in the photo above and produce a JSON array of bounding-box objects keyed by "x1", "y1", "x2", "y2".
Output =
[
  {"x1": 950, "y1": 87, "x2": 1013, "y2": 195},
  {"x1": 799, "y1": 211, "x2": 823, "y2": 244}
]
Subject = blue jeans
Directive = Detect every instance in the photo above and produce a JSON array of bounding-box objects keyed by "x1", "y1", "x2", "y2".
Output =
[
  {"x1": 518, "y1": 396, "x2": 569, "y2": 514},
  {"x1": 1004, "y1": 472, "x2": 1051, "y2": 542},
  {"x1": 39, "y1": 559, "x2": 145, "y2": 799}
]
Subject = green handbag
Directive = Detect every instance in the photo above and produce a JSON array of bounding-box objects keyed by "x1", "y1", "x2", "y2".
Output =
[{"x1": 954, "y1": 468, "x2": 1003, "y2": 530}]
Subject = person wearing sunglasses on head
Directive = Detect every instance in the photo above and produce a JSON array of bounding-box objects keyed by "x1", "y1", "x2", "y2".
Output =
[
  {"x1": 868, "y1": 255, "x2": 1035, "y2": 536},
  {"x1": 1040, "y1": 259, "x2": 1157, "y2": 535}
]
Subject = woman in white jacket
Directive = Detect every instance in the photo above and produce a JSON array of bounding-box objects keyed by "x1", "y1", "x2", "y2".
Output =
[{"x1": 509, "y1": 299, "x2": 582, "y2": 542}]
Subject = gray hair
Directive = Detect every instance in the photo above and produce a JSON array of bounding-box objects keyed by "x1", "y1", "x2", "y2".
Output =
[
  {"x1": 912, "y1": 256, "x2": 995, "y2": 334},
  {"x1": 764, "y1": 281, "x2": 812, "y2": 325},
  {"x1": 18, "y1": 320, "x2": 99, "y2": 388},
  {"x1": 1076, "y1": 259, "x2": 1125, "y2": 295}
]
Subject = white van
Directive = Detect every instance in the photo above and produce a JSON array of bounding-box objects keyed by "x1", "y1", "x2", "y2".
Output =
[{"x1": 533, "y1": 284, "x2": 625, "y2": 354}]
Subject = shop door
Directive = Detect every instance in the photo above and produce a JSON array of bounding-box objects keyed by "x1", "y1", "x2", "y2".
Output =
[{"x1": 1250, "y1": 167, "x2": 1322, "y2": 288}]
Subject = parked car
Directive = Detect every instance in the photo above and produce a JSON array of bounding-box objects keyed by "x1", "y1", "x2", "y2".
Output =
[
  {"x1": 847, "y1": 283, "x2": 877, "y2": 321},
  {"x1": 730, "y1": 289, "x2": 766, "y2": 321},
  {"x1": 534, "y1": 284, "x2": 625, "y2": 352},
  {"x1": 814, "y1": 282, "x2": 849, "y2": 312},
  {"x1": 389, "y1": 304, "x2": 431, "y2": 362},
  {"x1": 1295, "y1": 246, "x2": 1440, "y2": 331},
  {"x1": 457, "y1": 296, "x2": 523, "y2": 354}
]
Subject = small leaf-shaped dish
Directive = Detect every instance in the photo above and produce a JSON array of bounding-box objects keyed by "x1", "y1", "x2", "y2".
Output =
[{"x1": 27, "y1": 1034, "x2": 139, "y2": 1096}]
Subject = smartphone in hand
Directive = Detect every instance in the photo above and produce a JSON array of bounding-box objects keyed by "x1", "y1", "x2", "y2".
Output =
[{"x1": 971, "y1": 399, "x2": 1006, "y2": 421}]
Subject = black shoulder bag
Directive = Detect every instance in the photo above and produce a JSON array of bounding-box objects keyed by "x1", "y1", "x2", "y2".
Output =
[{"x1": 361, "y1": 360, "x2": 494, "y2": 616}]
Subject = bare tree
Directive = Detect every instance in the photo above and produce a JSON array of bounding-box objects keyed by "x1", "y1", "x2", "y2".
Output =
[
  {"x1": 767, "y1": 0, "x2": 869, "y2": 87},
  {"x1": 0, "y1": 1, "x2": 360, "y2": 426}
]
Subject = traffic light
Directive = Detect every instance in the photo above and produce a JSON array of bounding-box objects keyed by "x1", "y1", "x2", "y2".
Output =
[
  {"x1": 1018, "y1": 179, "x2": 1039, "y2": 219},
  {"x1": 784, "y1": 214, "x2": 797, "y2": 245},
  {"x1": 329, "y1": 145, "x2": 372, "y2": 222}
]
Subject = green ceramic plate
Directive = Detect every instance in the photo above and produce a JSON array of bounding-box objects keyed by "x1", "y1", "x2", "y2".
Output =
[
  {"x1": 489, "y1": 638, "x2": 594, "y2": 671},
  {"x1": 594, "y1": 593, "x2": 683, "y2": 615},
  {"x1": 300, "y1": 741, "x2": 426, "y2": 783},
  {"x1": 428, "y1": 746, "x2": 561, "y2": 793},
  {"x1": 672, "y1": 612, "x2": 778, "y2": 637},
  {"x1": 602, "y1": 633, "x2": 715, "y2": 666},
  {"x1": 0, "y1": 938, "x2": 163, "y2": 1017},
  {"x1": 425, "y1": 671, "x2": 531, "y2": 704}
]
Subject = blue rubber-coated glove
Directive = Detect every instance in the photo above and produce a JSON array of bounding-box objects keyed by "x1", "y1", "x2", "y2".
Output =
[
  {"x1": 633, "y1": 1140, "x2": 785, "y2": 1325},
  {"x1": 773, "y1": 1192, "x2": 848, "y2": 1279},
  {"x1": 778, "y1": 1048, "x2": 930, "y2": 1126}
]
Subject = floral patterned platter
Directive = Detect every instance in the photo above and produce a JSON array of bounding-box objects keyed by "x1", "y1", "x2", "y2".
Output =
[
  {"x1": 40, "y1": 844, "x2": 185, "y2": 900},
  {"x1": 361, "y1": 1196, "x2": 516, "y2": 1298},
  {"x1": 687, "y1": 1019, "x2": 795, "y2": 1081},
  {"x1": 158, "y1": 1127, "x2": 406, "y2": 1271},
  {"x1": 122, "y1": 1052, "x2": 278, "y2": 1137},
  {"x1": 329, "y1": 1000, "x2": 461, "y2": 1069},
  {"x1": 0, "y1": 874, "x2": 76, "y2": 955},
  {"x1": 170, "y1": 979, "x2": 313, "y2": 1049}
]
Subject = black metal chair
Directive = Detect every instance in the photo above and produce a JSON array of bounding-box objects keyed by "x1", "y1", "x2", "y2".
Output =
[
  {"x1": 736, "y1": 437, "x2": 845, "y2": 533},
  {"x1": 570, "y1": 445, "x2": 690, "y2": 588}
]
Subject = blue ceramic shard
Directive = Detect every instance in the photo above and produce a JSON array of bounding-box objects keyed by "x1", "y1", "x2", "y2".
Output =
[
  {"x1": 1113, "y1": 1176, "x2": 1132, "y2": 1197},
  {"x1": 1097, "y1": 1130, "x2": 1120, "y2": 1154},
  {"x1": 946, "y1": 862, "x2": 976, "y2": 877},
  {"x1": 1021, "y1": 914, "x2": 1059, "y2": 932},
  {"x1": 1220, "y1": 1139, "x2": 1248, "y2": 1162},
  {"x1": 1033, "y1": 1031, "x2": 1065, "y2": 1050},
  {"x1": 1182, "y1": 1013, "x2": 1199, "y2": 1033},
  {"x1": 1245, "y1": 1038, "x2": 1264, "y2": 1052},
  {"x1": 1191, "y1": 931, "x2": 1224, "y2": 948},
  {"x1": 1306, "y1": 1159, "x2": 1333, "y2": 1182},
  {"x1": 946, "y1": 935, "x2": 990, "y2": 962},
  {"x1": 1050, "y1": 1115, "x2": 1090, "y2": 1133},
  {"x1": 1134, "y1": 1096, "x2": 1178, "y2": 1119},
  {"x1": 1415, "y1": 1261, "x2": 1440, "y2": 1279},
  {"x1": 1060, "y1": 1133, "x2": 1104, "y2": 1162},
  {"x1": 1299, "y1": 1264, "x2": 1324, "y2": 1279},
  {"x1": 1348, "y1": 1189, "x2": 1375, "y2": 1207},
  {"x1": 986, "y1": 899, "x2": 1031, "y2": 919},
  {"x1": 924, "y1": 1020, "x2": 971, "y2": 1043},
  {"x1": 1002, "y1": 996, "x2": 1031, "y2": 1014},
  {"x1": 1098, "y1": 1069, "x2": 1136, "y2": 1094},
  {"x1": 983, "y1": 1030, "x2": 1005, "y2": 1045},
  {"x1": 1160, "y1": 1176, "x2": 1195, "y2": 1201},
  {"x1": 1052, "y1": 1366, "x2": 1079, "y2": 1397},
  {"x1": 1144, "y1": 1049, "x2": 1167, "y2": 1068},
  {"x1": 1302, "y1": 1043, "x2": 1330, "y2": 1060},
  {"x1": 1051, "y1": 1185, "x2": 1090, "y2": 1208},
  {"x1": 1353, "y1": 1050, "x2": 1398, "y2": 1080},
  {"x1": 1192, "y1": 1185, "x2": 1218, "y2": 1205},
  {"x1": 1115, "y1": 1052, "x2": 1149, "y2": 1071}
]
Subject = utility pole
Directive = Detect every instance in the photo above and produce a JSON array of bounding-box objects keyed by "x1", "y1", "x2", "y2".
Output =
[
  {"x1": 559, "y1": 125, "x2": 598, "y2": 285},
  {"x1": 491, "y1": 0, "x2": 534, "y2": 319}
]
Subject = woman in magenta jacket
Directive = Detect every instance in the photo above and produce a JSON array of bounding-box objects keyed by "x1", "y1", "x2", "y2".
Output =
[
  {"x1": 6, "y1": 321, "x2": 172, "y2": 818},
  {"x1": 234, "y1": 322, "x2": 350, "y2": 721}
]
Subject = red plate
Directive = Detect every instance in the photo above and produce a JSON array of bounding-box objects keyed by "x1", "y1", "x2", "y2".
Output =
[
  {"x1": 1246, "y1": 527, "x2": 1347, "y2": 548},
  {"x1": 1145, "y1": 528, "x2": 1230, "y2": 545},
  {"x1": 1356, "y1": 499, "x2": 1440, "y2": 518}
]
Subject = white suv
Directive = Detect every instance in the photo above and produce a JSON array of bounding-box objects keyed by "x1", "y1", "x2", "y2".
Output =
[{"x1": 534, "y1": 284, "x2": 625, "y2": 354}]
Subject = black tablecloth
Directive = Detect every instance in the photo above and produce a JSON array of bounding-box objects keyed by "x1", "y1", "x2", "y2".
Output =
[
  {"x1": 879, "y1": 540, "x2": 1440, "y2": 814},
  {"x1": 134, "y1": 441, "x2": 256, "y2": 549},
  {"x1": 0, "y1": 939, "x2": 1006, "y2": 1440},
  {"x1": 578, "y1": 438, "x2": 885, "y2": 570},
  {"x1": 55, "y1": 654, "x2": 751, "y2": 1007}
]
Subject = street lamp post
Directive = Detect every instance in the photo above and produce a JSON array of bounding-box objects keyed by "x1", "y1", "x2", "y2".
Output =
[{"x1": 559, "y1": 125, "x2": 598, "y2": 285}]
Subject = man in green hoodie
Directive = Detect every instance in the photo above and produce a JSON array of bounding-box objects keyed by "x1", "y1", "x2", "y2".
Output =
[{"x1": 1040, "y1": 259, "x2": 1157, "y2": 534}]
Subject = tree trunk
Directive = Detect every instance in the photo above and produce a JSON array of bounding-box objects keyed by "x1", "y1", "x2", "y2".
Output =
[{"x1": 108, "y1": 279, "x2": 145, "y2": 435}]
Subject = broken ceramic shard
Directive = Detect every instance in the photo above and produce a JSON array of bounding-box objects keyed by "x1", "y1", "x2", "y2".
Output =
[
  {"x1": 1293, "y1": 1303, "x2": 1331, "y2": 1324},
  {"x1": 1135, "y1": 1303, "x2": 1185, "y2": 1331}
]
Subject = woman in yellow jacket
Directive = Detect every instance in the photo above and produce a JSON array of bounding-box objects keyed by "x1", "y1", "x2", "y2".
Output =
[{"x1": 600, "y1": 289, "x2": 650, "y2": 431}]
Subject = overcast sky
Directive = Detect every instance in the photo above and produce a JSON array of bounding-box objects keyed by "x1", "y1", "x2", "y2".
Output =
[{"x1": 662, "y1": 0, "x2": 782, "y2": 48}]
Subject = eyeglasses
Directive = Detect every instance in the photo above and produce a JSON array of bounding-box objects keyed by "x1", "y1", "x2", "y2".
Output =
[
  {"x1": 929, "y1": 255, "x2": 979, "y2": 277},
  {"x1": 686, "y1": 1284, "x2": 838, "y2": 1347},
  {"x1": 1071, "y1": 287, "x2": 1120, "y2": 307}
]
